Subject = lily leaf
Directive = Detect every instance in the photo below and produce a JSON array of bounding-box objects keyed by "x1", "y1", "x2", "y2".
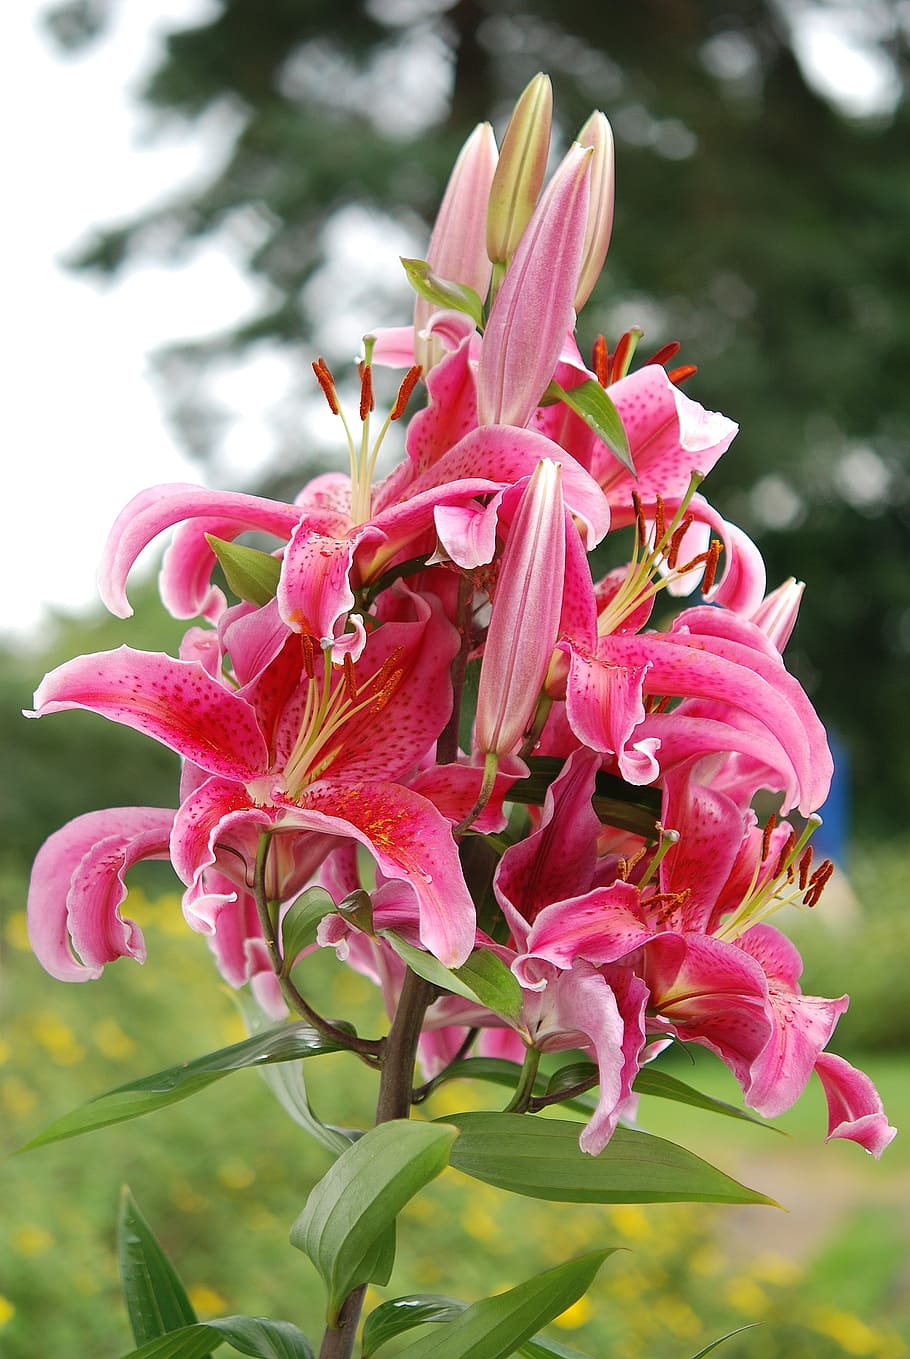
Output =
[
  {"x1": 400, "y1": 258, "x2": 485, "y2": 330},
  {"x1": 542, "y1": 379, "x2": 633, "y2": 474},
  {"x1": 205, "y1": 535, "x2": 281, "y2": 608},
  {"x1": 21, "y1": 1024, "x2": 343, "y2": 1150},
  {"x1": 289, "y1": 1120, "x2": 457, "y2": 1323},
  {"x1": 118, "y1": 1187, "x2": 204, "y2": 1350},
  {"x1": 445, "y1": 1112, "x2": 777, "y2": 1206},
  {"x1": 362, "y1": 1295, "x2": 467, "y2": 1357},
  {"x1": 380, "y1": 934, "x2": 522, "y2": 1021},
  {"x1": 115, "y1": 1316, "x2": 316, "y2": 1359},
  {"x1": 687, "y1": 1325, "x2": 760, "y2": 1357},
  {"x1": 394, "y1": 1252, "x2": 614, "y2": 1359},
  {"x1": 279, "y1": 887, "x2": 336, "y2": 968},
  {"x1": 633, "y1": 1067, "x2": 781, "y2": 1132}
]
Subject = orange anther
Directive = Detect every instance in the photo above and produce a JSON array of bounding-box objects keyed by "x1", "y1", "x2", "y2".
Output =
[
  {"x1": 312, "y1": 357, "x2": 339, "y2": 414},
  {"x1": 391, "y1": 365, "x2": 423, "y2": 420}
]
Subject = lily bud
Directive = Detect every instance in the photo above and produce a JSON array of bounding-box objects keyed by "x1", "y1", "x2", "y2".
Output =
[
  {"x1": 415, "y1": 122, "x2": 498, "y2": 371},
  {"x1": 485, "y1": 72, "x2": 552, "y2": 268},
  {"x1": 475, "y1": 460, "x2": 566, "y2": 758},
  {"x1": 573, "y1": 111, "x2": 615, "y2": 312},
  {"x1": 477, "y1": 143, "x2": 592, "y2": 429},
  {"x1": 751, "y1": 577, "x2": 805, "y2": 652}
]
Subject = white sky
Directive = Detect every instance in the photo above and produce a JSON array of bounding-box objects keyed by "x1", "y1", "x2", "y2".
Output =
[
  {"x1": 2, "y1": 3, "x2": 900, "y2": 644},
  {"x1": 2, "y1": 0, "x2": 256, "y2": 643}
]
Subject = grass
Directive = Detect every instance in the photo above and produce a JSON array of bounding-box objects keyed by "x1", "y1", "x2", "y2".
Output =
[{"x1": 2, "y1": 881, "x2": 908, "y2": 1359}]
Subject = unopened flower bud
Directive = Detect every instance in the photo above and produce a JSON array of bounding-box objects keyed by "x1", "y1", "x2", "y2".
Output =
[
  {"x1": 751, "y1": 577, "x2": 805, "y2": 652},
  {"x1": 475, "y1": 459, "x2": 566, "y2": 758},
  {"x1": 416, "y1": 121, "x2": 498, "y2": 371},
  {"x1": 477, "y1": 143, "x2": 592, "y2": 428},
  {"x1": 486, "y1": 72, "x2": 552, "y2": 268},
  {"x1": 573, "y1": 111, "x2": 615, "y2": 312}
]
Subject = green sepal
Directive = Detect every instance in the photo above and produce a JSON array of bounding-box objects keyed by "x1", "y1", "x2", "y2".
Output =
[
  {"x1": 541, "y1": 379, "x2": 633, "y2": 474},
  {"x1": 279, "y1": 887, "x2": 336, "y2": 969},
  {"x1": 400, "y1": 258, "x2": 485, "y2": 331},
  {"x1": 379, "y1": 933, "x2": 522, "y2": 1022},
  {"x1": 20, "y1": 1024, "x2": 343, "y2": 1151},
  {"x1": 393, "y1": 1252, "x2": 614, "y2": 1359},
  {"x1": 445, "y1": 1112, "x2": 778, "y2": 1206},
  {"x1": 205, "y1": 535, "x2": 281, "y2": 607},
  {"x1": 289, "y1": 1120, "x2": 457, "y2": 1323},
  {"x1": 113, "y1": 1316, "x2": 316, "y2": 1358},
  {"x1": 118, "y1": 1187, "x2": 204, "y2": 1350}
]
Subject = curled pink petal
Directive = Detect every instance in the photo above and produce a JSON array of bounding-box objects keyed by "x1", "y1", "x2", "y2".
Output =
[
  {"x1": 27, "y1": 808, "x2": 174, "y2": 981},
  {"x1": 815, "y1": 1052, "x2": 897, "y2": 1158}
]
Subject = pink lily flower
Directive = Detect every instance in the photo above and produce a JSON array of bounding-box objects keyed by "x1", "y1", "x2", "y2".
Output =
[{"x1": 28, "y1": 584, "x2": 477, "y2": 968}]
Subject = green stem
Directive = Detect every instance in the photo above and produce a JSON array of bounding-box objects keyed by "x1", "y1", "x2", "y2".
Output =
[{"x1": 504, "y1": 1045, "x2": 542, "y2": 1114}]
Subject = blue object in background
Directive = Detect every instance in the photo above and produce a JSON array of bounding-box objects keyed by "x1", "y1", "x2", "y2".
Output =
[{"x1": 812, "y1": 730, "x2": 850, "y2": 866}]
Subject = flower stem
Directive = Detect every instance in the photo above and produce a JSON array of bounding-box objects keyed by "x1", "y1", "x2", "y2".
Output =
[{"x1": 504, "y1": 1044, "x2": 541, "y2": 1113}]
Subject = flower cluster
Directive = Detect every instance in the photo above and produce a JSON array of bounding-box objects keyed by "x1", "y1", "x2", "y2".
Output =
[{"x1": 27, "y1": 76, "x2": 894, "y2": 1159}]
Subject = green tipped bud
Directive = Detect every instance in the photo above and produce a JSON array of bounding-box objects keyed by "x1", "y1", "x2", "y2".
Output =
[
  {"x1": 574, "y1": 110, "x2": 615, "y2": 312},
  {"x1": 486, "y1": 72, "x2": 553, "y2": 268}
]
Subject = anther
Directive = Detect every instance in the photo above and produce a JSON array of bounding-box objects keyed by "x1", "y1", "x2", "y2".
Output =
[
  {"x1": 761, "y1": 813, "x2": 777, "y2": 864},
  {"x1": 654, "y1": 494, "x2": 666, "y2": 548},
  {"x1": 805, "y1": 859, "x2": 834, "y2": 907},
  {"x1": 391, "y1": 365, "x2": 423, "y2": 420},
  {"x1": 359, "y1": 361, "x2": 374, "y2": 421},
  {"x1": 699, "y1": 538, "x2": 722, "y2": 595},
  {"x1": 342, "y1": 653, "x2": 357, "y2": 701},
  {"x1": 667, "y1": 364, "x2": 698, "y2": 386},
  {"x1": 666, "y1": 514, "x2": 694, "y2": 570},
  {"x1": 312, "y1": 357, "x2": 339, "y2": 414},
  {"x1": 798, "y1": 845, "x2": 814, "y2": 891},
  {"x1": 300, "y1": 633, "x2": 318, "y2": 679},
  {"x1": 592, "y1": 334, "x2": 610, "y2": 387},
  {"x1": 631, "y1": 488, "x2": 646, "y2": 548},
  {"x1": 773, "y1": 827, "x2": 798, "y2": 880},
  {"x1": 645, "y1": 340, "x2": 681, "y2": 368}
]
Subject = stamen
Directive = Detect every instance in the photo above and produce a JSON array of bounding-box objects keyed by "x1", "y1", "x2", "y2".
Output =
[
  {"x1": 618, "y1": 845, "x2": 647, "y2": 881},
  {"x1": 666, "y1": 514, "x2": 694, "y2": 570},
  {"x1": 667, "y1": 363, "x2": 698, "y2": 386},
  {"x1": 391, "y1": 365, "x2": 423, "y2": 420},
  {"x1": 798, "y1": 845, "x2": 813, "y2": 890},
  {"x1": 699, "y1": 538, "x2": 722, "y2": 595},
  {"x1": 631, "y1": 489, "x2": 646, "y2": 549},
  {"x1": 760, "y1": 813, "x2": 777, "y2": 864},
  {"x1": 312, "y1": 357, "x2": 339, "y2": 414},
  {"x1": 805, "y1": 859, "x2": 834, "y2": 907},
  {"x1": 592, "y1": 334, "x2": 610, "y2": 387},
  {"x1": 300, "y1": 633, "x2": 317, "y2": 679},
  {"x1": 611, "y1": 327, "x2": 643, "y2": 381}
]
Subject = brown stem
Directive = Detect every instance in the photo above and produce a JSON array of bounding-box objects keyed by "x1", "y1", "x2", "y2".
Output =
[{"x1": 317, "y1": 967, "x2": 435, "y2": 1359}]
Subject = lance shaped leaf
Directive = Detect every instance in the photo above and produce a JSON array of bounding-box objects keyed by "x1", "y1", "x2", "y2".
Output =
[
  {"x1": 401, "y1": 258, "x2": 485, "y2": 330},
  {"x1": 20, "y1": 1024, "x2": 343, "y2": 1150},
  {"x1": 543, "y1": 379, "x2": 633, "y2": 474},
  {"x1": 362, "y1": 1294, "x2": 593, "y2": 1359},
  {"x1": 289, "y1": 1120, "x2": 457, "y2": 1321},
  {"x1": 394, "y1": 1252, "x2": 613, "y2": 1359},
  {"x1": 445, "y1": 1113, "x2": 777, "y2": 1205},
  {"x1": 114, "y1": 1317, "x2": 315, "y2": 1359},
  {"x1": 118, "y1": 1187, "x2": 203, "y2": 1350},
  {"x1": 380, "y1": 933, "x2": 522, "y2": 1021}
]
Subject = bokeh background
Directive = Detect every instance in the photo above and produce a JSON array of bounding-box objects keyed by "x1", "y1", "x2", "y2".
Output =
[{"x1": 2, "y1": 2, "x2": 909, "y2": 1355}]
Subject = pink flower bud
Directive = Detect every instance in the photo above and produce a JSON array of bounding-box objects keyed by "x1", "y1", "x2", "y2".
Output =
[
  {"x1": 485, "y1": 72, "x2": 553, "y2": 267},
  {"x1": 477, "y1": 143, "x2": 592, "y2": 428},
  {"x1": 751, "y1": 577, "x2": 805, "y2": 652},
  {"x1": 475, "y1": 459, "x2": 566, "y2": 757},
  {"x1": 574, "y1": 111, "x2": 615, "y2": 312},
  {"x1": 415, "y1": 121, "x2": 498, "y2": 371}
]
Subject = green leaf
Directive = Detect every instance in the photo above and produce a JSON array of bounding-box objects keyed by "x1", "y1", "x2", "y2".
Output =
[
  {"x1": 362, "y1": 1296, "x2": 468, "y2": 1357},
  {"x1": 445, "y1": 1113, "x2": 777, "y2": 1206},
  {"x1": 633, "y1": 1067, "x2": 781, "y2": 1132},
  {"x1": 424, "y1": 1055, "x2": 527, "y2": 1099},
  {"x1": 379, "y1": 935, "x2": 522, "y2": 1022},
  {"x1": 205, "y1": 535, "x2": 281, "y2": 607},
  {"x1": 279, "y1": 887, "x2": 336, "y2": 967},
  {"x1": 400, "y1": 258, "x2": 485, "y2": 330},
  {"x1": 118, "y1": 1187, "x2": 203, "y2": 1350},
  {"x1": 395, "y1": 1252, "x2": 613, "y2": 1359},
  {"x1": 21, "y1": 1024, "x2": 343, "y2": 1150},
  {"x1": 453, "y1": 949, "x2": 523, "y2": 1022},
  {"x1": 543, "y1": 380, "x2": 633, "y2": 474},
  {"x1": 289, "y1": 1120, "x2": 457, "y2": 1322},
  {"x1": 456, "y1": 657, "x2": 482, "y2": 754},
  {"x1": 116, "y1": 1316, "x2": 316, "y2": 1359},
  {"x1": 687, "y1": 1324, "x2": 760, "y2": 1357},
  {"x1": 518, "y1": 1338, "x2": 593, "y2": 1359}
]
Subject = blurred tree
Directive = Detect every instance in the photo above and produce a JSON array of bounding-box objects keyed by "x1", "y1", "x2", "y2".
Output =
[{"x1": 38, "y1": 0, "x2": 910, "y2": 835}]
